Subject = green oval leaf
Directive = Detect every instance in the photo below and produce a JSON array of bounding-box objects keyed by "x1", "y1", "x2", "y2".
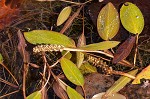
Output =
[
  {"x1": 120, "y1": 2, "x2": 144, "y2": 34},
  {"x1": 24, "y1": 30, "x2": 75, "y2": 48},
  {"x1": 60, "y1": 58, "x2": 84, "y2": 86},
  {"x1": 67, "y1": 86, "x2": 84, "y2": 99},
  {"x1": 57, "y1": 6, "x2": 72, "y2": 26},
  {"x1": 104, "y1": 69, "x2": 138, "y2": 97},
  {"x1": 97, "y1": 2, "x2": 120, "y2": 40},
  {"x1": 27, "y1": 91, "x2": 42, "y2": 99},
  {"x1": 79, "y1": 41, "x2": 120, "y2": 51},
  {"x1": 0, "y1": 53, "x2": 3, "y2": 63}
]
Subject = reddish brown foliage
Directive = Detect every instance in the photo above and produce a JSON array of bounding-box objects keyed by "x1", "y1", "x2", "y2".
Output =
[
  {"x1": 0, "y1": 0, "x2": 20, "y2": 30},
  {"x1": 112, "y1": 36, "x2": 136, "y2": 64}
]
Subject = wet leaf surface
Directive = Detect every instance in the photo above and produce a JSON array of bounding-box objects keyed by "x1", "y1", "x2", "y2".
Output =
[
  {"x1": 97, "y1": 2, "x2": 120, "y2": 40},
  {"x1": 60, "y1": 58, "x2": 84, "y2": 86},
  {"x1": 88, "y1": 0, "x2": 150, "y2": 41},
  {"x1": 120, "y1": 2, "x2": 144, "y2": 34},
  {"x1": 24, "y1": 30, "x2": 76, "y2": 48},
  {"x1": 112, "y1": 36, "x2": 136, "y2": 64}
]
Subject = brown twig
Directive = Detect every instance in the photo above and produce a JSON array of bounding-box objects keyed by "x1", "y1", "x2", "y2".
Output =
[
  {"x1": 0, "y1": 78, "x2": 18, "y2": 88},
  {"x1": 0, "y1": 62, "x2": 19, "y2": 85}
]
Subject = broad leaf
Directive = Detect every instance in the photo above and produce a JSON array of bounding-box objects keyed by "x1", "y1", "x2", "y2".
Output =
[
  {"x1": 60, "y1": 58, "x2": 84, "y2": 86},
  {"x1": 27, "y1": 91, "x2": 42, "y2": 99},
  {"x1": 120, "y1": 2, "x2": 144, "y2": 34},
  {"x1": 132, "y1": 65, "x2": 150, "y2": 84},
  {"x1": 24, "y1": 30, "x2": 75, "y2": 48},
  {"x1": 79, "y1": 62, "x2": 97, "y2": 74},
  {"x1": 79, "y1": 41, "x2": 120, "y2": 51},
  {"x1": 76, "y1": 33, "x2": 86, "y2": 68},
  {"x1": 57, "y1": 6, "x2": 72, "y2": 26},
  {"x1": 67, "y1": 86, "x2": 84, "y2": 99},
  {"x1": 0, "y1": 53, "x2": 3, "y2": 63},
  {"x1": 97, "y1": 2, "x2": 120, "y2": 40},
  {"x1": 103, "y1": 69, "x2": 138, "y2": 98},
  {"x1": 112, "y1": 36, "x2": 136, "y2": 64}
]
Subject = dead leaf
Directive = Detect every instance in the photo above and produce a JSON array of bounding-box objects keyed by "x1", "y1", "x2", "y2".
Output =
[
  {"x1": 17, "y1": 30, "x2": 30, "y2": 63},
  {"x1": 0, "y1": 0, "x2": 20, "y2": 30},
  {"x1": 53, "y1": 81, "x2": 68, "y2": 99},
  {"x1": 112, "y1": 36, "x2": 136, "y2": 64}
]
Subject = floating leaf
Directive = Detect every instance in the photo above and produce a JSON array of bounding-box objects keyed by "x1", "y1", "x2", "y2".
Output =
[
  {"x1": 120, "y1": 2, "x2": 144, "y2": 34},
  {"x1": 27, "y1": 91, "x2": 42, "y2": 99},
  {"x1": 79, "y1": 62, "x2": 97, "y2": 74},
  {"x1": 76, "y1": 33, "x2": 86, "y2": 68},
  {"x1": 24, "y1": 30, "x2": 75, "y2": 48},
  {"x1": 67, "y1": 86, "x2": 84, "y2": 99},
  {"x1": 112, "y1": 36, "x2": 136, "y2": 64},
  {"x1": 57, "y1": 6, "x2": 72, "y2": 26},
  {"x1": 92, "y1": 92, "x2": 126, "y2": 99},
  {"x1": 0, "y1": 54, "x2": 3, "y2": 63},
  {"x1": 60, "y1": 58, "x2": 84, "y2": 86},
  {"x1": 97, "y1": 2, "x2": 120, "y2": 40},
  {"x1": 132, "y1": 65, "x2": 150, "y2": 84},
  {"x1": 79, "y1": 41, "x2": 120, "y2": 51},
  {"x1": 103, "y1": 69, "x2": 138, "y2": 98}
]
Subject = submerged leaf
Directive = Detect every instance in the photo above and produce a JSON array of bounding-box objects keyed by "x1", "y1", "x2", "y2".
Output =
[
  {"x1": 79, "y1": 41, "x2": 120, "y2": 51},
  {"x1": 24, "y1": 30, "x2": 75, "y2": 48},
  {"x1": 112, "y1": 36, "x2": 136, "y2": 64},
  {"x1": 67, "y1": 86, "x2": 84, "y2": 99},
  {"x1": 103, "y1": 69, "x2": 138, "y2": 98},
  {"x1": 120, "y1": 2, "x2": 144, "y2": 34},
  {"x1": 97, "y1": 2, "x2": 120, "y2": 40},
  {"x1": 60, "y1": 58, "x2": 84, "y2": 86},
  {"x1": 27, "y1": 91, "x2": 42, "y2": 99},
  {"x1": 57, "y1": 6, "x2": 72, "y2": 26},
  {"x1": 132, "y1": 65, "x2": 150, "y2": 84}
]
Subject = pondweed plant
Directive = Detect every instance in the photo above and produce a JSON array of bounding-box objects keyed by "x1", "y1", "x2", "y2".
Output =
[{"x1": 0, "y1": 0, "x2": 149, "y2": 99}]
